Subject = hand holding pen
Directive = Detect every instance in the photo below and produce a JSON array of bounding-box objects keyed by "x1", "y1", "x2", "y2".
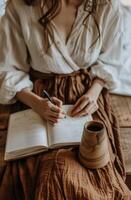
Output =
[
  {"x1": 42, "y1": 90, "x2": 62, "y2": 109},
  {"x1": 41, "y1": 90, "x2": 66, "y2": 124}
]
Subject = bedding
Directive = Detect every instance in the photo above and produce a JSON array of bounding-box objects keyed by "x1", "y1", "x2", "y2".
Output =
[
  {"x1": 111, "y1": 3, "x2": 131, "y2": 96},
  {"x1": 0, "y1": 0, "x2": 5, "y2": 17}
]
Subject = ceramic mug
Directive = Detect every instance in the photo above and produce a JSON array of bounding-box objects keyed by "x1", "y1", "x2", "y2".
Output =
[{"x1": 79, "y1": 120, "x2": 110, "y2": 169}]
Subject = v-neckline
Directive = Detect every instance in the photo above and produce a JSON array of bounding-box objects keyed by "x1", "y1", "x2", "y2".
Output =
[
  {"x1": 50, "y1": 2, "x2": 84, "y2": 46},
  {"x1": 51, "y1": 16, "x2": 76, "y2": 46}
]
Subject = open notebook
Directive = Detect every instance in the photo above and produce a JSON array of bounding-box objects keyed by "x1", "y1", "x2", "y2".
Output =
[{"x1": 4, "y1": 105, "x2": 92, "y2": 161}]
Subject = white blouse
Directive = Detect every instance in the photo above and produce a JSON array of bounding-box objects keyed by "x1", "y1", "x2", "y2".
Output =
[{"x1": 0, "y1": 0, "x2": 123, "y2": 104}]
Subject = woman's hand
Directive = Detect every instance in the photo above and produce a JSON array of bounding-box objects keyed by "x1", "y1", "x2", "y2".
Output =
[
  {"x1": 69, "y1": 78, "x2": 105, "y2": 117},
  {"x1": 16, "y1": 89, "x2": 65, "y2": 124},
  {"x1": 69, "y1": 93, "x2": 98, "y2": 117},
  {"x1": 32, "y1": 96, "x2": 65, "y2": 124}
]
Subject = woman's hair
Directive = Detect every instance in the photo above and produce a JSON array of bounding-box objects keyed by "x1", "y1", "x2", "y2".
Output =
[
  {"x1": 7, "y1": 0, "x2": 110, "y2": 51},
  {"x1": 24, "y1": 0, "x2": 100, "y2": 31}
]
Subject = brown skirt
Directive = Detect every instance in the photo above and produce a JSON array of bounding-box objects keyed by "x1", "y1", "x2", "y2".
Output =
[{"x1": 0, "y1": 68, "x2": 131, "y2": 200}]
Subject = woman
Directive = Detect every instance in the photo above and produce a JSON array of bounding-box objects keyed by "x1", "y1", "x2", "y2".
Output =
[{"x1": 0, "y1": 0, "x2": 130, "y2": 199}]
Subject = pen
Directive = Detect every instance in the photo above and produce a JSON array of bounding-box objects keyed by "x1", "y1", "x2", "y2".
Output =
[
  {"x1": 42, "y1": 90, "x2": 66, "y2": 118},
  {"x1": 42, "y1": 90, "x2": 53, "y2": 103}
]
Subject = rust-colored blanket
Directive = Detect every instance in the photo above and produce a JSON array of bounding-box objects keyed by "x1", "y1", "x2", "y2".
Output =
[{"x1": 0, "y1": 69, "x2": 131, "y2": 200}]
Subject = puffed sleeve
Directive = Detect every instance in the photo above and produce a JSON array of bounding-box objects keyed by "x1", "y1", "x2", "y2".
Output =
[
  {"x1": 90, "y1": 0, "x2": 123, "y2": 90},
  {"x1": 0, "y1": 1, "x2": 33, "y2": 104}
]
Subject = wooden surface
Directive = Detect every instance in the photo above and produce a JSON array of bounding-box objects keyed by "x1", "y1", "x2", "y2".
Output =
[
  {"x1": 111, "y1": 95, "x2": 131, "y2": 173},
  {"x1": 111, "y1": 94, "x2": 131, "y2": 189},
  {"x1": 120, "y1": 128, "x2": 131, "y2": 174},
  {"x1": 111, "y1": 95, "x2": 131, "y2": 127}
]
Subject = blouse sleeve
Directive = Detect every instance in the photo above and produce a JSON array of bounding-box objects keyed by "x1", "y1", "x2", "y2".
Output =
[
  {"x1": 0, "y1": 1, "x2": 33, "y2": 104},
  {"x1": 90, "y1": 0, "x2": 123, "y2": 90}
]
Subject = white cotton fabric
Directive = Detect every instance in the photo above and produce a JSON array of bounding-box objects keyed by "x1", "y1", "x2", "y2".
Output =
[
  {"x1": 0, "y1": 0, "x2": 6, "y2": 17},
  {"x1": 111, "y1": 5, "x2": 131, "y2": 96},
  {"x1": 0, "y1": 0, "x2": 123, "y2": 104}
]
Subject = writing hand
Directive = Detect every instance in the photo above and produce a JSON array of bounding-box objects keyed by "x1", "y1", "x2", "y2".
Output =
[{"x1": 32, "y1": 96, "x2": 65, "y2": 124}]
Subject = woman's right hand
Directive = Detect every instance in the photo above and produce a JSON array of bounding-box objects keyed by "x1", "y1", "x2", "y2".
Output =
[
  {"x1": 16, "y1": 89, "x2": 65, "y2": 124},
  {"x1": 31, "y1": 96, "x2": 65, "y2": 124}
]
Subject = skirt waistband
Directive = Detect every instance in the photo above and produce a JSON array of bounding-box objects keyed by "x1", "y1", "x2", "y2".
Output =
[{"x1": 29, "y1": 67, "x2": 91, "y2": 80}]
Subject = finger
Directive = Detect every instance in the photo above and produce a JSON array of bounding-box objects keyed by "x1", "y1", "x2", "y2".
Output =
[
  {"x1": 72, "y1": 101, "x2": 95, "y2": 117},
  {"x1": 49, "y1": 111, "x2": 66, "y2": 119},
  {"x1": 48, "y1": 120, "x2": 56, "y2": 126},
  {"x1": 72, "y1": 98, "x2": 91, "y2": 115},
  {"x1": 48, "y1": 116, "x2": 60, "y2": 123},
  {"x1": 69, "y1": 98, "x2": 83, "y2": 115},
  {"x1": 84, "y1": 101, "x2": 95, "y2": 114},
  {"x1": 88, "y1": 104, "x2": 98, "y2": 115},
  {"x1": 47, "y1": 120, "x2": 54, "y2": 125},
  {"x1": 51, "y1": 97, "x2": 63, "y2": 108},
  {"x1": 50, "y1": 104, "x2": 62, "y2": 113},
  {"x1": 42, "y1": 116, "x2": 58, "y2": 125},
  {"x1": 88, "y1": 107, "x2": 96, "y2": 115},
  {"x1": 70, "y1": 96, "x2": 89, "y2": 115}
]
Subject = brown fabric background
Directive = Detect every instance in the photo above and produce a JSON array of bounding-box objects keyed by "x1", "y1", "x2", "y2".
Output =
[{"x1": 0, "y1": 68, "x2": 131, "y2": 200}]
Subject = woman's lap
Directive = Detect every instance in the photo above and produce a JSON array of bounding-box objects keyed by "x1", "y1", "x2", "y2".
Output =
[
  {"x1": 0, "y1": 146, "x2": 130, "y2": 200},
  {"x1": 0, "y1": 69, "x2": 131, "y2": 199},
  {"x1": 34, "y1": 148, "x2": 130, "y2": 200}
]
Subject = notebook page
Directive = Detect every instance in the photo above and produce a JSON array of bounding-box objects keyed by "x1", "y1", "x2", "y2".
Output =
[
  {"x1": 6, "y1": 109, "x2": 48, "y2": 153},
  {"x1": 47, "y1": 105, "x2": 92, "y2": 147}
]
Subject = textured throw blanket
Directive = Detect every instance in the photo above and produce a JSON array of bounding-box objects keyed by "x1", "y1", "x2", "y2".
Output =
[{"x1": 0, "y1": 68, "x2": 131, "y2": 199}]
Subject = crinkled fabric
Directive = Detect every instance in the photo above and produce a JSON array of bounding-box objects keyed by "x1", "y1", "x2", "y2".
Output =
[{"x1": 0, "y1": 68, "x2": 131, "y2": 200}]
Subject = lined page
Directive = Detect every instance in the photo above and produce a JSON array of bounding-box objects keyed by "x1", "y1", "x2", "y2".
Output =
[{"x1": 6, "y1": 109, "x2": 48, "y2": 153}]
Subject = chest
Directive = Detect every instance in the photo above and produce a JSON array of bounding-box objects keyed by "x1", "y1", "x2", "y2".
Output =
[
  {"x1": 25, "y1": 3, "x2": 102, "y2": 70},
  {"x1": 52, "y1": 6, "x2": 77, "y2": 44}
]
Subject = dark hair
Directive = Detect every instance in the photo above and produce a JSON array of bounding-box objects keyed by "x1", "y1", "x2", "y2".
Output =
[
  {"x1": 7, "y1": 0, "x2": 110, "y2": 51},
  {"x1": 24, "y1": 0, "x2": 100, "y2": 31}
]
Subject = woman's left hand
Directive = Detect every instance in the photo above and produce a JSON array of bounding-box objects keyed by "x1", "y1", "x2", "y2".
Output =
[{"x1": 69, "y1": 78, "x2": 105, "y2": 117}]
